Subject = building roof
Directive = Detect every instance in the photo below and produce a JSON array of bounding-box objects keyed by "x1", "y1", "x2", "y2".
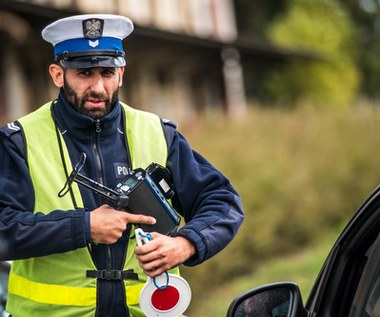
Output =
[{"x1": 0, "y1": 0, "x2": 318, "y2": 62}]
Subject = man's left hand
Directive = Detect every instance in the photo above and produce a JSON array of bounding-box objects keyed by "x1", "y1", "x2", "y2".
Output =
[{"x1": 134, "y1": 233, "x2": 196, "y2": 277}]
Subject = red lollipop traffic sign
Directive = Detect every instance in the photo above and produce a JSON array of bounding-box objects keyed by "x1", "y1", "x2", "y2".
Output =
[{"x1": 136, "y1": 228, "x2": 192, "y2": 317}]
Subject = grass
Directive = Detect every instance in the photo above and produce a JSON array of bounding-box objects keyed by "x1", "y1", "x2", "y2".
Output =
[
  {"x1": 177, "y1": 105, "x2": 380, "y2": 316},
  {"x1": 184, "y1": 227, "x2": 342, "y2": 316}
]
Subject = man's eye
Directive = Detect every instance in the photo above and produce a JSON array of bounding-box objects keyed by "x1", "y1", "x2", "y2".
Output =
[
  {"x1": 102, "y1": 70, "x2": 115, "y2": 76},
  {"x1": 78, "y1": 70, "x2": 92, "y2": 76}
]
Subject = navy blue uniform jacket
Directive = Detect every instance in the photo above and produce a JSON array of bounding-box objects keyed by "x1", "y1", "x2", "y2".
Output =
[{"x1": 0, "y1": 91, "x2": 244, "y2": 316}]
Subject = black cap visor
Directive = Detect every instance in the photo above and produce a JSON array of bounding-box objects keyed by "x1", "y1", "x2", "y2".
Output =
[
  {"x1": 60, "y1": 55, "x2": 126, "y2": 69},
  {"x1": 57, "y1": 50, "x2": 126, "y2": 69}
]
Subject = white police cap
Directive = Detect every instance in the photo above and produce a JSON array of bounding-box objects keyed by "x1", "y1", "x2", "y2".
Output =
[{"x1": 42, "y1": 14, "x2": 134, "y2": 68}]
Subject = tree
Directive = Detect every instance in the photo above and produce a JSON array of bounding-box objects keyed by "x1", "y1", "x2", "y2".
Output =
[
  {"x1": 234, "y1": 0, "x2": 288, "y2": 40},
  {"x1": 234, "y1": 0, "x2": 360, "y2": 108},
  {"x1": 338, "y1": 0, "x2": 380, "y2": 100},
  {"x1": 264, "y1": 0, "x2": 360, "y2": 108}
]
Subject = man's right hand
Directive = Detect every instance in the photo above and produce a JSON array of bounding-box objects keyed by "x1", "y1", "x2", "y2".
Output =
[{"x1": 90, "y1": 204, "x2": 156, "y2": 244}]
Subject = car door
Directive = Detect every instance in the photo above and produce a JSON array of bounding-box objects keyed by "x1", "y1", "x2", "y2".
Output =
[
  {"x1": 348, "y1": 231, "x2": 380, "y2": 317},
  {"x1": 306, "y1": 185, "x2": 380, "y2": 316}
]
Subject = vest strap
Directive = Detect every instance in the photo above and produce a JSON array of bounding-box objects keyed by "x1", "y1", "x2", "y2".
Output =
[{"x1": 86, "y1": 269, "x2": 138, "y2": 281}]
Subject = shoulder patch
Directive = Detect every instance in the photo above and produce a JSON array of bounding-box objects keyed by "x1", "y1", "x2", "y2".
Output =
[
  {"x1": 0, "y1": 121, "x2": 22, "y2": 137},
  {"x1": 0, "y1": 121, "x2": 25, "y2": 157},
  {"x1": 161, "y1": 118, "x2": 178, "y2": 130}
]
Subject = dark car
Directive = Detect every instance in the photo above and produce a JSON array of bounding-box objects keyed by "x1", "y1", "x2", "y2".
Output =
[{"x1": 227, "y1": 185, "x2": 380, "y2": 317}]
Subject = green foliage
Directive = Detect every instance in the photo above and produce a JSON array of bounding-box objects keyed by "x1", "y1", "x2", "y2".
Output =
[
  {"x1": 180, "y1": 105, "x2": 380, "y2": 315},
  {"x1": 233, "y1": 0, "x2": 380, "y2": 106},
  {"x1": 336, "y1": 0, "x2": 380, "y2": 99},
  {"x1": 361, "y1": 38, "x2": 380, "y2": 99},
  {"x1": 262, "y1": 0, "x2": 360, "y2": 108},
  {"x1": 233, "y1": 0, "x2": 287, "y2": 40}
]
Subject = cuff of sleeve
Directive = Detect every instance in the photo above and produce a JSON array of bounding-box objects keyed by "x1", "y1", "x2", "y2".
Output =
[
  {"x1": 85, "y1": 211, "x2": 92, "y2": 243},
  {"x1": 175, "y1": 228, "x2": 205, "y2": 266}
]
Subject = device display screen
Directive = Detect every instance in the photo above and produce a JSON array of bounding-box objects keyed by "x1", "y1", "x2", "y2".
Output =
[{"x1": 118, "y1": 176, "x2": 139, "y2": 193}]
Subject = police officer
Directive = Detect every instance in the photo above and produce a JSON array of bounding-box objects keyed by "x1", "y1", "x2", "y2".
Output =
[{"x1": 0, "y1": 14, "x2": 244, "y2": 316}]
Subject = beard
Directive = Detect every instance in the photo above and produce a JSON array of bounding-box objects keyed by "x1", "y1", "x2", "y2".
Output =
[{"x1": 63, "y1": 80, "x2": 119, "y2": 119}]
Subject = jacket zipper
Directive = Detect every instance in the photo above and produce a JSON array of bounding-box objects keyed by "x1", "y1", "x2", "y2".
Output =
[
  {"x1": 94, "y1": 120, "x2": 103, "y2": 184},
  {"x1": 93, "y1": 119, "x2": 113, "y2": 316}
]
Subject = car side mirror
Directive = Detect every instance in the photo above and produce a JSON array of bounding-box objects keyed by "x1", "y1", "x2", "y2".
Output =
[{"x1": 226, "y1": 282, "x2": 307, "y2": 317}]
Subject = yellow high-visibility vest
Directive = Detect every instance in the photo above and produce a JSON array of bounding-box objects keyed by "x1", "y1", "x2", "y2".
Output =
[{"x1": 7, "y1": 101, "x2": 179, "y2": 317}]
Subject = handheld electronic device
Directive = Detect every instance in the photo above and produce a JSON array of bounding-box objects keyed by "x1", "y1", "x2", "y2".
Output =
[{"x1": 60, "y1": 153, "x2": 181, "y2": 235}]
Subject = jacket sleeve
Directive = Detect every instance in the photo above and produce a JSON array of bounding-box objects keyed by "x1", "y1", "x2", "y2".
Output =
[
  {"x1": 164, "y1": 125, "x2": 244, "y2": 266},
  {"x1": 0, "y1": 127, "x2": 89, "y2": 261}
]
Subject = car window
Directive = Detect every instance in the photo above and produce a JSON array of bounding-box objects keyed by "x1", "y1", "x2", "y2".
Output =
[
  {"x1": 349, "y1": 231, "x2": 380, "y2": 317},
  {"x1": 364, "y1": 274, "x2": 380, "y2": 317}
]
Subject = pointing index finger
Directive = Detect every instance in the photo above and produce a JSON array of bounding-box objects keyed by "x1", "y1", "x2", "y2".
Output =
[{"x1": 123, "y1": 212, "x2": 156, "y2": 225}]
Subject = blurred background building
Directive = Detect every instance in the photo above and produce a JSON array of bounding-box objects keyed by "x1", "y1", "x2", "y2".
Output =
[{"x1": 0, "y1": 0, "x2": 302, "y2": 126}]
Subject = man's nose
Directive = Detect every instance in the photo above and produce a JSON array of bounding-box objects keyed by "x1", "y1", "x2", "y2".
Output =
[{"x1": 89, "y1": 73, "x2": 106, "y2": 93}]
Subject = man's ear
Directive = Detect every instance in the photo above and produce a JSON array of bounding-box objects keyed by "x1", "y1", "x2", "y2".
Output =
[
  {"x1": 118, "y1": 67, "x2": 125, "y2": 87},
  {"x1": 49, "y1": 64, "x2": 65, "y2": 88}
]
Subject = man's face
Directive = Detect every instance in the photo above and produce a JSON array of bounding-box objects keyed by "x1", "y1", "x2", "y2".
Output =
[{"x1": 62, "y1": 67, "x2": 124, "y2": 119}]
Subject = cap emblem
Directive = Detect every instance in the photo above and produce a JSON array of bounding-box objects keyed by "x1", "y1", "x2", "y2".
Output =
[
  {"x1": 89, "y1": 40, "x2": 99, "y2": 48},
  {"x1": 83, "y1": 18, "x2": 104, "y2": 39}
]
